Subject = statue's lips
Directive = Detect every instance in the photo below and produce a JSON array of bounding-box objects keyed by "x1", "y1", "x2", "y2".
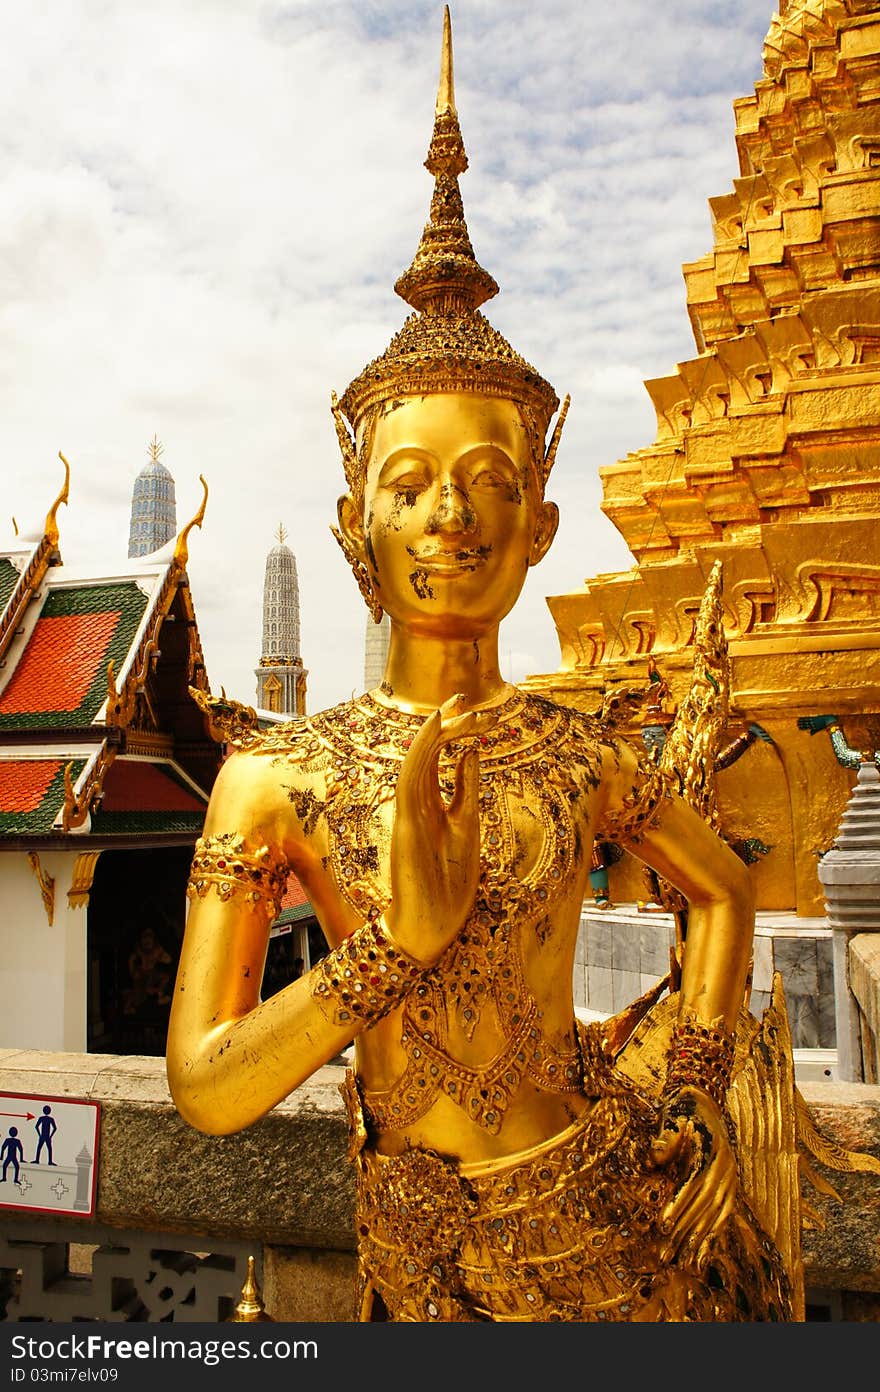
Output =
[{"x1": 410, "y1": 549, "x2": 488, "y2": 575}]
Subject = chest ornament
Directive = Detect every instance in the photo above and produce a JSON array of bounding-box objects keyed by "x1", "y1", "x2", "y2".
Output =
[{"x1": 285, "y1": 691, "x2": 608, "y2": 1134}]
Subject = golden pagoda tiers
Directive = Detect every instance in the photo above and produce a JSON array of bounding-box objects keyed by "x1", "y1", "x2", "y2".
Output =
[{"x1": 531, "y1": 0, "x2": 880, "y2": 928}]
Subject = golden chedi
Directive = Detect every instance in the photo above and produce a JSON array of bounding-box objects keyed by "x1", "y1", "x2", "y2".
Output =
[
  {"x1": 167, "y1": 8, "x2": 877, "y2": 1322},
  {"x1": 534, "y1": 0, "x2": 880, "y2": 919}
]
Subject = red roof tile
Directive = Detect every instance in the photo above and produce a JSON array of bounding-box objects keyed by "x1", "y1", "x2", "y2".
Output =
[
  {"x1": 0, "y1": 612, "x2": 120, "y2": 714},
  {"x1": 280, "y1": 874, "x2": 310, "y2": 912},
  {"x1": 0, "y1": 759, "x2": 65, "y2": 813},
  {"x1": 100, "y1": 760, "x2": 207, "y2": 813}
]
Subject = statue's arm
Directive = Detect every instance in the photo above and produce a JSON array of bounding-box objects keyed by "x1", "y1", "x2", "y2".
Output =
[
  {"x1": 167, "y1": 696, "x2": 483, "y2": 1138},
  {"x1": 599, "y1": 737, "x2": 754, "y2": 1032},
  {"x1": 598, "y1": 736, "x2": 753, "y2": 1254},
  {"x1": 166, "y1": 751, "x2": 359, "y2": 1136},
  {"x1": 627, "y1": 797, "x2": 754, "y2": 1031}
]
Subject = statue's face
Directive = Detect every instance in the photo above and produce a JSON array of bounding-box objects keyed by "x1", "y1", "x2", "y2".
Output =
[{"x1": 340, "y1": 393, "x2": 558, "y2": 635}]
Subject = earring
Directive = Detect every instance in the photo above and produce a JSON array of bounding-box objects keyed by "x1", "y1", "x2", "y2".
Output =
[{"x1": 330, "y1": 525, "x2": 384, "y2": 624}]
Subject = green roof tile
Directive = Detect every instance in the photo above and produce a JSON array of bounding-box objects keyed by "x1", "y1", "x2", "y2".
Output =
[
  {"x1": 0, "y1": 582, "x2": 149, "y2": 731},
  {"x1": 0, "y1": 758, "x2": 86, "y2": 835},
  {"x1": 88, "y1": 809, "x2": 206, "y2": 835},
  {"x1": 0, "y1": 558, "x2": 18, "y2": 613}
]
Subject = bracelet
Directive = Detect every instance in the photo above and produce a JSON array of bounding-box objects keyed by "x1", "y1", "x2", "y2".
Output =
[
  {"x1": 664, "y1": 1013, "x2": 735, "y2": 1110},
  {"x1": 186, "y1": 832, "x2": 288, "y2": 920},
  {"x1": 312, "y1": 911, "x2": 426, "y2": 1028}
]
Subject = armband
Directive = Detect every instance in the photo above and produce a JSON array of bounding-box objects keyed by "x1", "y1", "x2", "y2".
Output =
[
  {"x1": 186, "y1": 832, "x2": 288, "y2": 919},
  {"x1": 312, "y1": 910, "x2": 425, "y2": 1028},
  {"x1": 599, "y1": 747, "x2": 677, "y2": 845},
  {"x1": 664, "y1": 1013, "x2": 735, "y2": 1111}
]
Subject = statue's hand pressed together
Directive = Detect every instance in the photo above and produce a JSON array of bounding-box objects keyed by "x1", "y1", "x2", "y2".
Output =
[{"x1": 384, "y1": 694, "x2": 482, "y2": 967}]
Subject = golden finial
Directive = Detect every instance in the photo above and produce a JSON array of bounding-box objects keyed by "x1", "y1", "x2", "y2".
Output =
[
  {"x1": 437, "y1": 5, "x2": 456, "y2": 115},
  {"x1": 393, "y1": 6, "x2": 498, "y2": 316},
  {"x1": 276, "y1": 523, "x2": 287, "y2": 545},
  {"x1": 336, "y1": 8, "x2": 559, "y2": 460},
  {"x1": 226, "y1": 1256, "x2": 273, "y2": 1322},
  {"x1": 11, "y1": 517, "x2": 17, "y2": 537},
  {"x1": 173, "y1": 475, "x2": 209, "y2": 570},
  {"x1": 148, "y1": 435, "x2": 164, "y2": 464},
  {"x1": 45, "y1": 452, "x2": 71, "y2": 548}
]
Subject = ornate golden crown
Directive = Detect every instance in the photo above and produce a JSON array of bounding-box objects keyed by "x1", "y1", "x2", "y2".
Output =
[{"x1": 333, "y1": 8, "x2": 568, "y2": 493}]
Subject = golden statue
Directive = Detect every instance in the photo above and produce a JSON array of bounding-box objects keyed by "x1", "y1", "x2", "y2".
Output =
[{"x1": 167, "y1": 9, "x2": 876, "y2": 1322}]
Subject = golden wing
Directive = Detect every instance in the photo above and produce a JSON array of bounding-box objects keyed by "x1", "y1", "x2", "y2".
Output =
[
  {"x1": 611, "y1": 976, "x2": 803, "y2": 1315},
  {"x1": 724, "y1": 972, "x2": 805, "y2": 1320},
  {"x1": 609, "y1": 969, "x2": 880, "y2": 1321}
]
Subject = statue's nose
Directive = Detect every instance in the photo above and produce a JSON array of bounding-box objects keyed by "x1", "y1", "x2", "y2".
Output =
[{"x1": 425, "y1": 481, "x2": 477, "y2": 535}]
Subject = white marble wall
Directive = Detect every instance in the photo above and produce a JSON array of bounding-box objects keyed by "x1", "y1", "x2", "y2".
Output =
[{"x1": 576, "y1": 906, "x2": 835, "y2": 1051}]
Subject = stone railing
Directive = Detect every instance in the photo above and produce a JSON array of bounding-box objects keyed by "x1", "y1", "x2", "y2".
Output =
[{"x1": 1, "y1": 1048, "x2": 879, "y2": 1322}]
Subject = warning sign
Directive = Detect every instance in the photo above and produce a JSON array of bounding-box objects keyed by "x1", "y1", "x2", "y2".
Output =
[{"x1": 0, "y1": 1091, "x2": 100, "y2": 1218}]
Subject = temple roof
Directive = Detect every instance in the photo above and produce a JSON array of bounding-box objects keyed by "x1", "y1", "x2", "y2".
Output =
[
  {"x1": 271, "y1": 872, "x2": 315, "y2": 931},
  {"x1": 0, "y1": 581, "x2": 149, "y2": 732},
  {"x1": 0, "y1": 756, "x2": 87, "y2": 835},
  {"x1": 0, "y1": 754, "x2": 207, "y2": 838},
  {"x1": 0, "y1": 461, "x2": 222, "y2": 843}
]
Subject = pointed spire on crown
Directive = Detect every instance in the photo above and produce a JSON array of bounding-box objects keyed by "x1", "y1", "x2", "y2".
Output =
[
  {"x1": 336, "y1": 7, "x2": 561, "y2": 458},
  {"x1": 394, "y1": 6, "x2": 498, "y2": 316}
]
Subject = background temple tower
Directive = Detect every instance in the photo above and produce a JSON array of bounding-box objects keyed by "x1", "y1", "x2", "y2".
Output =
[
  {"x1": 128, "y1": 436, "x2": 177, "y2": 558},
  {"x1": 256, "y1": 525, "x2": 307, "y2": 716}
]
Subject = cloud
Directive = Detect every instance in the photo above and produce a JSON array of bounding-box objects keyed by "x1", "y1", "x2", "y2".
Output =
[{"x1": 0, "y1": 0, "x2": 777, "y2": 713}]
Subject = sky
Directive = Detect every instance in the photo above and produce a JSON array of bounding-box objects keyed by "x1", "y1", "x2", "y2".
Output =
[{"x1": 0, "y1": 0, "x2": 780, "y2": 716}]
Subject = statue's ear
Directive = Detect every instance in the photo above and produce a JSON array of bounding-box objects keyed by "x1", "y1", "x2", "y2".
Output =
[
  {"x1": 337, "y1": 493, "x2": 365, "y2": 563},
  {"x1": 529, "y1": 500, "x2": 559, "y2": 566}
]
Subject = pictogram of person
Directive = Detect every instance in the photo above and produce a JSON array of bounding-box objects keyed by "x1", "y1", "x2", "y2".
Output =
[
  {"x1": 34, "y1": 1105, "x2": 57, "y2": 1165},
  {"x1": 1, "y1": 1126, "x2": 24, "y2": 1185}
]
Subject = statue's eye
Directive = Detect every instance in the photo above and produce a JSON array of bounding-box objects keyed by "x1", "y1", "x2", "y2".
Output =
[
  {"x1": 471, "y1": 467, "x2": 511, "y2": 489},
  {"x1": 390, "y1": 472, "x2": 429, "y2": 494}
]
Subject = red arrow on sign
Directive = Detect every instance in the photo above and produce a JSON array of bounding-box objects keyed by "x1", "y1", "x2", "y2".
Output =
[{"x1": 0, "y1": 1111, "x2": 35, "y2": 1120}]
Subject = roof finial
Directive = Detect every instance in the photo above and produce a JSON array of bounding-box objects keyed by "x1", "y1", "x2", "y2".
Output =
[
  {"x1": 45, "y1": 452, "x2": 71, "y2": 548},
  {"x1": 277, "y1": 523, "x2": 287, "y2": 545},
  {"x1": 393, "y1": 6, "x2": 498, "y2": 316},
  {"x1": 437, "y1": 5, "x2": 455, "y2": 116},
  {"x1": 148, "y1": 435, "x2": 164, "y2": 464},
  {"x1": 173, "y1": 474, "x2": 208, "y2": 570}
]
